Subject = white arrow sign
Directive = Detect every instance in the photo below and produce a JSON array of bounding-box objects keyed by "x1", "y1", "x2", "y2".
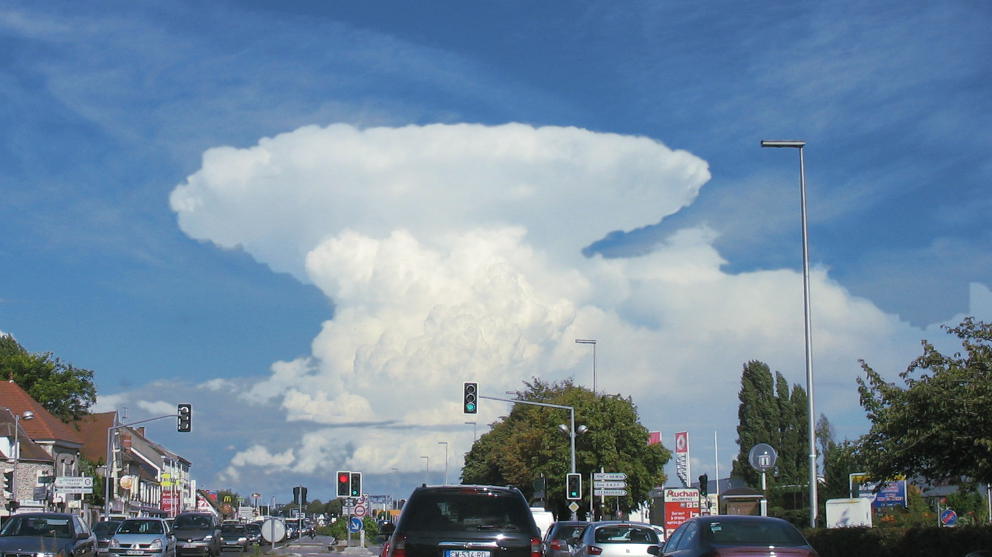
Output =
[
  {"x1": 594, "y1": 480, "x2": 627, "y2": 488},
  {"x1": 593, "y1": 472, "x2": 627, "y2": 481},
  {"x1": 594, "y1": 488, "x2": 628, "y2": 496}
]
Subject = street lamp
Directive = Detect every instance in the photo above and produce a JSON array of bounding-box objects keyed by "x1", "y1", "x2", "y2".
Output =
[
  {"x1": 5, "y1": 408, "x2": 34, "y2": 508},
  {"x1": 575, "y1": 339, "x2": 597, "y2": 393},
  {"x1": 420, "y1": 456, "x2": 430, "y2": 485},
  {"x1": 761, "y1": 139, "x2": 817, "y2": 527},
  {"x1": 438, "y1": 442, "x2": 449, "y2": 485}
]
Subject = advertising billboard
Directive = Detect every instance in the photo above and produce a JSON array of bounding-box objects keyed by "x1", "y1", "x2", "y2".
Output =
[{"x1": 663, "y1": 487, "x2": 700, "y2": 537}]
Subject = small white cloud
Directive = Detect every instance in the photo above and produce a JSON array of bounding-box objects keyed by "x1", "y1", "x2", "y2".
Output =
[{"x1": 136, "y1": 400, "x2": 178, "y2": 416}]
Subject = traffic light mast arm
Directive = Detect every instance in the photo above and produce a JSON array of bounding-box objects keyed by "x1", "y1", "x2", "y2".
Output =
[{"x1": 479, "y1": 395, "x2": 577, "y2": 474}]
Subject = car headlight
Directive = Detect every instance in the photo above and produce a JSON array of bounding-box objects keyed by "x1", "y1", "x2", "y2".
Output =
[
  {"x1": 34, "y1": 552, "x2": 58, "y2": 557},
  {"x1": 202, "y1": 536, "x2": 213, "y2": 541},
  {"x1": 149, "y1": 539, "x2": 162, "y2": 550},
  {"x1": 238, "y1": 538, "x2": 246, "y2": 543},
  {"x1": 110, "y1": 539, "x2": 121, "y2": 549}
]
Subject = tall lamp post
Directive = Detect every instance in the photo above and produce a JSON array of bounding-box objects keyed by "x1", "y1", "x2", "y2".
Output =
[
  {"x1": 761, "y1": 139, "x2": 817, "y2": 527},
  {"x1": 437, "y1": 442, "x2": 449, "y2": 485},
  {"x1": 4, "y1": 408, "x2": 35, "y2": 509},
  {"x1": 575, "y1": 339, "x2": 597, "y2": 393}
]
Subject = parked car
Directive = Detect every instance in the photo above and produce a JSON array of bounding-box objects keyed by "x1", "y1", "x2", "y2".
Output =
[
  {"x1": 219, "y1": 524, "x2": 249, "y2": 552},
  {"x1": 110, "y1": 517, "x2": 176, "y2": 557},
  {"x1": 0, "y1": 512, "x2": 97, "y2": 557},
  {"x1": 661, "y1": 516, "x2": 818, "y2": 557},
  {"x1": 572, "y1": 522, "x2": 662, "y2": 557},
  {"x1": 543, "y1": 521, "x2": 588, "y2": 557},
  {"x1": 95, "y1": 519, "x2": 123, "y2": 556},
  {"x1": 172, "y1": 512, "x2": 221, "y2": 557},
  {"x1": 384, "y1": 485, "x2": 541, "y2": 557}
]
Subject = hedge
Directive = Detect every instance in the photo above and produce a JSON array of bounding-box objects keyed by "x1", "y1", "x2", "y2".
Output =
[{"x1": 804, "y1": 526, "x2": 992, "y2": 557}]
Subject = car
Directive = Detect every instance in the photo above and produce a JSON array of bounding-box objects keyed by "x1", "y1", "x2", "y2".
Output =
[
  {"x1": 543, "y1": 521, "x2": 588, "y2": 557},
  {"x1": 172, "y1": 512, "x2": 221, "y2": 557},
  {"x1": 219, "y1": 525, "x2": 249, "y2": 552},
  {"x1": 243, "y1": 523, "x2": 262, "y2": 545},
  {"x1": 110, "y1": 517, "x2": 176, "y2": 557},
  {"x1": 384, "y1": 485, "x2": 542, "y2": 557},
  {"x1": 660, "y1": 515, "x2": 818, "y2": 557},
  {"x1": 95, "y1": 519, "x2": 123, "y2": 556},
  {"x1": 530, "y1": 508, "x2": 555, "y2": 540},
  {"x1": 0, "y1": 512, "x2": 97, "y2": 557},
  {"x1": 572, "y1": 521, "x2": 662, "y2": 557}
]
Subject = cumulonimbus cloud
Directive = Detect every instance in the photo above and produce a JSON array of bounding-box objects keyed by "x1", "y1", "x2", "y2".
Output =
[{"x1": 170, "y1": 122, "x2": 980, "y2": 484}]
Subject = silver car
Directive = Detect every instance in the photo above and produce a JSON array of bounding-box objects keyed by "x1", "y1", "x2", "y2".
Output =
[
  {"x1": 572, "y1": 522, "x2": 662, "y2": 557},
  {"x1": 110, "y1": 518, "x2": 176, "y2": 557}
]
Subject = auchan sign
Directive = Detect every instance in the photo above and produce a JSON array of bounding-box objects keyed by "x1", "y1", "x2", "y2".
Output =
[{"x1": 663, "y1": 487, "x2": 700, "y2": 537}]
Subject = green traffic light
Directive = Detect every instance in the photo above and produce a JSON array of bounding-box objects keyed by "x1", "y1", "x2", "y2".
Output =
[{"x1": 466, "y1": 403, "x2": 476, "y2": 412}]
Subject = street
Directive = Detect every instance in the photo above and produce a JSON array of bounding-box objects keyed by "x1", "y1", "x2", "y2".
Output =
[{"x1": 258, "y1": 534, "x2": 379, "y2": 557}]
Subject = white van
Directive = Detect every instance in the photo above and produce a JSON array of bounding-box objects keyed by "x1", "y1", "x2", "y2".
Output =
[{"x1": 529, "y1": 507, "x2": 555, "y2": 539}]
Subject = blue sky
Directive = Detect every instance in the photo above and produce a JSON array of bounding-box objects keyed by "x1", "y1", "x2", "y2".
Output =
[{"x1": 1, "y1": 1, "x2": 990, "y2": 504}]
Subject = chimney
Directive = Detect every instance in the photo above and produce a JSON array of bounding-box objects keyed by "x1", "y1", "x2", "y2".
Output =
[{"x1": 137, "y1": 427, "x2": 145, "y2": 436}]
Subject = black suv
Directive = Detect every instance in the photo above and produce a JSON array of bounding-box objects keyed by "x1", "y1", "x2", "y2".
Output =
[
  {"x1": 386, "y1": 485, "x2": 541, "y2": 557},
  {"x1": 172, "y1": 512, "x2": 221, "y2": 557}
]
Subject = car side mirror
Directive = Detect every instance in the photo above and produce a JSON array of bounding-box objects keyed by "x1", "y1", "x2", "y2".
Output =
[
  {"x1": 77, "y1": 532, "x2": 90, "y2": 540},
  {"x1": 646, "y1": 546, "x2": 660, "y2": 556}
]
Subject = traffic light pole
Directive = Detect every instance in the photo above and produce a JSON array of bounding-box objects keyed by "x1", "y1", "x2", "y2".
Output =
[
  {"x1": 479, "y1": 395, "x2": 578, "y2": 519},
  {"x1": 104, "y1": 413, "x2": 179, "y2": 520}
]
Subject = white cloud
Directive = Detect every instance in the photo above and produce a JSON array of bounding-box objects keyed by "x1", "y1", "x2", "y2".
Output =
[
  {"x1": 136, "y1": 400, "x2": 178, "y2": 416},
  {"x1": 169, "y1": 122, "x2": 989, "y2": 484}
]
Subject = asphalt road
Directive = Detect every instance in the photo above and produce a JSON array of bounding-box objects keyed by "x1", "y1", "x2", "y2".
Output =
[{"x1": 256, "y1": 534, "x2": 379, "y2": 557}]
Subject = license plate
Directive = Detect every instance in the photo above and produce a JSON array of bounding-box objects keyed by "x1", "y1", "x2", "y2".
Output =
[
  {"x1": 126, "y1": 551, "x2": 145, "y2": 555},
  {"x1": 445, "y1": 551, "x2": 489, "y2": 557}
]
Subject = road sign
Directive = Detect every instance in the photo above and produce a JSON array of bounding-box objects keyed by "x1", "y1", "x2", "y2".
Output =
[
  {"x1": 594, "y1": 488, "x2": 628, "y2": 496},
  {"x1": 348, "y1": 517, "x2": 364, "y2": 533},
  {"x1": 55, "y1": 476, "x2": 93, "y2": 488},
  {"x1": 568, "y1": 502, "x2": 579, "y2": 513},
  {"x1": 354, "y1": 504, "x2": 367, "y2": 518},
  {"x1": 261, "y1": 518, "x2": 285, "y2": 543},
  {"x1": 593, "y1": 472, "x2": 627, "y2": 481},
  {"x1": 594, "y1": 481, "x2": 626, "y2": 488},
  {"x1": 940, "y1": 508, "x2": 958, "y2": 527},
  {"x1": 748, "y1": 443, "x2": 778, "y2": 472}
]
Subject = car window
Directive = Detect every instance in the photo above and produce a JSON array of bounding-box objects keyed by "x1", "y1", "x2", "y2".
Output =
[
  {"x1": 119, "y1": 520, "x2": 164, "y2": 535},
  {"x1": 222, "y1": 526, "x2": 245, "y2": 534},
  {"x1": 401, "y1": 491, "x2": 533, "y2": 532},
  {"x1": 0, "y1": 516, "x2": 74, "y2": 538},
  {"x1": 674, "y1": 522, "x2": 698, "y2": 550},
  {"x1": 703, "y1": 520, "x2": 807, "y2": 546},
  {"x1": 94, "y1": 522, "x2": 121, "y2": 536},
  {"x1": 593, "y1": 526, "x2": 658, "y2": 544},
  {"x1": 663, "y1": 524, "x2": 685, "y2": 552},
  {"x1": 174, "y1": 515, "x2": 212, "y2": 529}
]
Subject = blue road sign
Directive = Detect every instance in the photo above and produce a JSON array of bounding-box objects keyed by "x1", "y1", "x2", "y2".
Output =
[
  {"x1": 348, "y1": 517, "x2": 364, "y2": 533},
  {"x1": 940, "y1": 508, "x2": 958, "y2": 526}
]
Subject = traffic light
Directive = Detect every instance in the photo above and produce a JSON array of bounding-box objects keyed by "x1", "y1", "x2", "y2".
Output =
[
  {"x1": 698, "y1": 474, "x2": 708, "y2": 497},
  {"x1": 177, "y1": 403, "x2": 192, "y2": 432},
  {"x1": 566, "y1": 473, "x2": 581, "y2": 500},
  {"x1": 463, "y1": 382, "x2": 478, "y2": 414},
  {"x1": 336, "y1": 471, "x2": 351, "y2": 497},
  {"x1": 350, "y1": 472, "x2": 362, "y2": 497},
  {"x1": 293, "y1": 486, "x2": 308, "y2": 506},
  {"x1": 2, "y1": 471, "x2": 12, "y2": 498}
]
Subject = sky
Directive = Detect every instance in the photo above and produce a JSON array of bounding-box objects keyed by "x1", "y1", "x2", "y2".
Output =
[{"x1": 1, "y1": 1, "x2": 990, "y2": 506}]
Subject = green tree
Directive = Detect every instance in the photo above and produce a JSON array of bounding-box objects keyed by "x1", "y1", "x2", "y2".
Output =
[
  {"x1": 461, "y1": 379, "x2": 669, "y2": 520},
  {"x1": 732, "y1": 361, "x2": 809, "y2": 489},
  {"x1": 0, "y1": 335, "x2": 97, "y2": 422},
  {"x1": 857, "y1": 317, "x2": 992, "y2": 486}
]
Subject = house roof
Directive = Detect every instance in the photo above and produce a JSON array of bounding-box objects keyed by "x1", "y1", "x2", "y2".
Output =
[
  {"x1": 73, "y1": 411, "x2": 117, "y2": 463},
  {"x1": 0, "y1": 413, "x2": 54, "y2": 462},
  {"x1": 0, "y1": 380, "x2": 83, "y2": 446}
]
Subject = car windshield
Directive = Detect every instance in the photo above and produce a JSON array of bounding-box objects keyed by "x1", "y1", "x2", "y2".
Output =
[
  {"x1": 593, "y1": 526, "x2": 658, "y2": 544},
  {"x1": 0, "y1": 516, "x2": 74, "y2": 538},
  {"x1": 222, "y1": 526, "x2": 245, "y2": 534},
  {"x1": 704, "y1": 520, "x2": 807, "y2": 546},
  {"x1": 94, "y1": 522, "x2": 122, "y2": 536},
  {"x1": 118, "y1": 520, "x2": 164, "y2": 535},
  {"x1": 174, "y1": 515, "x2": 212, "y2": 529},
  {"x1": 402, "y1": 491, "x2": 533, "y2": 532},
  {"x1": 245, "y1": 524, "x2": 261, "y2": 533}
]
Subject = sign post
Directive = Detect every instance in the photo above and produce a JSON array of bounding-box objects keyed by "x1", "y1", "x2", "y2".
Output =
[{"x1": 748, "y1": 444, "x2": 777, "y2": 517}]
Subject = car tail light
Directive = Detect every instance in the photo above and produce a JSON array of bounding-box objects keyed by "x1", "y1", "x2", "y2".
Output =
[
  {"x1": 550, "y1": 540, "x2": 563, "y2": 551},
  {"x1": 531, "y1": 537, "x2": 542, "y2": 557},
  {"x1": 587, "y1": 546, "x2": 603, "y2": 555},
  {"x1": 390, "y1": 535, "x2": 406, "y2": 557}
]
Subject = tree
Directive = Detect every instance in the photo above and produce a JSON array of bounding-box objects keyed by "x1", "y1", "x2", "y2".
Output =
[
  {"x1": 732, "y1": 361, "x2": 809, "y2": 489},
  {"x1": 462, "y1": 379, "x2": 670, "y2": 519},
  {"x1": 857, "y1": 317, "x2": 992, "y2": 486},
  {"x1": 0, "y1": 335, "x2": 97, "y2": 422}
]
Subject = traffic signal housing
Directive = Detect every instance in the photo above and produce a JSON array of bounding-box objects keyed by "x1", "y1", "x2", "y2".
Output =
[
  {"x1": 463, "y1": 382, "x2": 478, "y2": 414},
  {"x1": 336, "y1": 471, "x2": 351, "y2": 497},
  {"x1": 698, "y1": 474, "x2": 709, "y2": 497},
  {"x1": 350, "y1": 472, "x2": 362, "y2": 497},
  {"x1": 566, "y1": 473, "x2": 581, "y2": 500},
  {"x1": 177, "y1": 403, "x2": 192, "y2": 432}
]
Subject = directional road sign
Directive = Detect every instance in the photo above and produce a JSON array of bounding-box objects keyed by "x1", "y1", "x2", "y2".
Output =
[
  {"x1": 593, "y1": 472, "x2": 627, "y2": 481},
  {"x1": 348, "y1": 517, "x2": 364, "y2": 533},
  {"x1": 594, "y1": 488, "x2": 628, "y2": 496},
  {"x1": 594, "y1": 481, "x2": 627, "y2": 489}
]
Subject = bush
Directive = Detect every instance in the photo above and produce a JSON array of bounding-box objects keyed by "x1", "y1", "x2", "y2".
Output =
[{"x1": 805, "y1": 526, "x2": 992, "y2": 557}]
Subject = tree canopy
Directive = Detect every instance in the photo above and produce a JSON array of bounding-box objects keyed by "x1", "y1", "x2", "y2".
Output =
[
  {"x1": 732, "y1": 361, "x2": 808, "y2": 489},
  {"x1": 461, "y1": 379, "x2": 669, "y2": 519},
  {"x1": 0, "y1": 335, "x2": 97, "y2": 422},
  {"x1": 857, "y1": 317, "x2": 992, "y2": 486}
]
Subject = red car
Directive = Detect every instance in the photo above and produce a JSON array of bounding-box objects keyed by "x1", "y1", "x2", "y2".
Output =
[{"x1": 661, "y1": 516, "x2": 817, "y2": 557}]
